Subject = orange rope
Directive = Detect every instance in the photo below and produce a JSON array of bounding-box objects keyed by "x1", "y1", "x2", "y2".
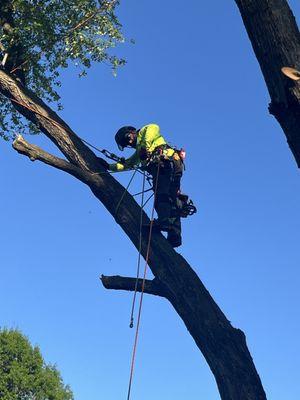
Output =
[{"x1": 126, "y1": 163, "x2": 160, "y2": 400}]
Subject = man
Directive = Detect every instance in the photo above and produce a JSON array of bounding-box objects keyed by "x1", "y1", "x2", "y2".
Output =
[{"x1": 100, "y1": 124, "x2": 184, "y2": 247}]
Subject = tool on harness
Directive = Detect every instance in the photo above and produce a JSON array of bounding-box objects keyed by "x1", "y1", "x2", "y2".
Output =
[
  {"x1": 174, "y1": 192, "x2": 197, "y2": 217},
  {"x1": 145, "y1": 145, "x2": 166, "y2": 165},
  {"x1": 146, "y1": 145, "x2": 186, "y2": 168}
]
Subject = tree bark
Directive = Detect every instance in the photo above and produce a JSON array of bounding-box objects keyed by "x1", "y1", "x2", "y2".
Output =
[
  {"x1": 0, "y1": 68, "x2": 267, "y2": 400},
  {"x1": 234, "y1": 0, "x2": 300, "y2": 167}
]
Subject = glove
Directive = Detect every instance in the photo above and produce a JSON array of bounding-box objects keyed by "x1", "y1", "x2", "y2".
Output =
[
  {"x1": 97, "y1": 157, "x2": 109, "y2": 170},
  {"x1": 139, "y1": 147, "x2": 150, "y2": 161}
]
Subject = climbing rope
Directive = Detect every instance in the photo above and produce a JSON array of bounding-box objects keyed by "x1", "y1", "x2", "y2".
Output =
[
  {"x1": 129, "y1": 171, "x2": 146, "y2": 329},
  {"x1": 115, "y1": 169, "x2": 138, "y2": 217},
  {"x1": 140, "y1": 192, "x2": 154, "y2": 210},
  {"x1": 126, "y1": 163, "x2": 160, "y2": 400},
  {"x1": 132, "y1": 186, "x2": 152, "y2": 197}
]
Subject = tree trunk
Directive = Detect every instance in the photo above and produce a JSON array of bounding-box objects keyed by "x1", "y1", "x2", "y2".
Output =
[
  {"x1": 0, "y1": 69, "x2": 267, "y2": 400},
  {"x1": 234, "y1": 0, "x2": 300, "y2": 166}
]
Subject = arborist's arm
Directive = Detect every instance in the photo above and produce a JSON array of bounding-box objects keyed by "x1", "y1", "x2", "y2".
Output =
[{"x1": 109, "y1": 151, "x2": 140, "y2": 172}]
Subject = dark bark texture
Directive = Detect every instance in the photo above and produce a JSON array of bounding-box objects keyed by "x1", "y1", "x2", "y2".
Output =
[
  {"x1": 234, "y1": 0, "x2": 300, "y2": 166},
  {"x1": 0, "y1": 67, "x2": 267, "y2": 399}
]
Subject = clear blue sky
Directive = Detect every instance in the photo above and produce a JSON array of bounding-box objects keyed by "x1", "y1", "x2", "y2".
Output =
[{"x1": 1, "y1": 1, "x2": 300, "y2": 399}]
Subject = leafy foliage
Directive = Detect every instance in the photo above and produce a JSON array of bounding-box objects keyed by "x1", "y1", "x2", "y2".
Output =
[
  {"x1": 0, "y1": 0, "x2": 126, "y2": 139},
  {"x1": 0, "y1": 328, "x2": 73, "y2": 400}
]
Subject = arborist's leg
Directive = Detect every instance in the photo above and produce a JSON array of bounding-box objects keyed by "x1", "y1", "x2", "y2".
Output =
[
  {"x1": 146, "y1": 159, "x2": 183, "y2": 248},
  {"x1": 167, "y1": 159, "x2": 183, "y2": 247},
  {"x1": 152, "y1": 161, "x2": 173, "y2": 230}
]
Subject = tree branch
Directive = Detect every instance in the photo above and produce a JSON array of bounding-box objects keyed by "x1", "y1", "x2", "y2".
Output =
[
  {"x1": 100, "y1": 275, "x2": 167, "y2": 297},
  {"x1": 12, "y1": 135, "x2": 91, "y2": 182}
]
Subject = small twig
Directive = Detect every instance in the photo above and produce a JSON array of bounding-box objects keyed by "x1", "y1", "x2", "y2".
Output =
[{"x1": 1, "y1": 53, "x2": 9, "y2": 67}]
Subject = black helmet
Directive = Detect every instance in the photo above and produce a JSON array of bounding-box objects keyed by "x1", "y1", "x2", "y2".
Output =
[{"x1": 115, "y1": 126, "x2": 136, "y2": 151}]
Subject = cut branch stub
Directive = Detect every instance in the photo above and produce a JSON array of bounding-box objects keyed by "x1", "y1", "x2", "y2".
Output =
[
  {"x1": 12, "y1": 135, "x2": 90, "y2": 181},
  {"x1": 282, "y1": 67, "x2": 300, "y2": 81},
  {"x1": 100, "y1": 275, "x2": 167, "y2": 298},
  {"x1": 234, "y1": 0, "x2": 300, "y2": 167}
]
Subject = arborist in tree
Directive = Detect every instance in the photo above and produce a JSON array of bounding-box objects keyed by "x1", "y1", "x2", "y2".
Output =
[{"x1": 99, "y1": 124, "x2": 196, "y2": 248}]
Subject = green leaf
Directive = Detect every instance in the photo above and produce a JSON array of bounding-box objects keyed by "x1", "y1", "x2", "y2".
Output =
[{"x1": 0, "y1": 0, "x2": 127, "y2": 139}]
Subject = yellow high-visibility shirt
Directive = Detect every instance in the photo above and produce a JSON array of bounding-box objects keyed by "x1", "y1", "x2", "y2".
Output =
[{"x1": 109, "y1": 124, "x2": 175, "y2": 172}]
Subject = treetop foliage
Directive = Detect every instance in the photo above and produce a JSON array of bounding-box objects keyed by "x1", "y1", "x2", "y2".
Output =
[
  {"x1": 0, "y1": 0, "x2": 126, "y2": 139},
  {"x1": 0, "y1": 328, "x2": 73, "y2": 400}
]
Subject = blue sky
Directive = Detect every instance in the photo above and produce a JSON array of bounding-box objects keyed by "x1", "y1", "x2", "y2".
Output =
[{"x1": 1, "y1": 1, "x2": 300, "y2": 399}]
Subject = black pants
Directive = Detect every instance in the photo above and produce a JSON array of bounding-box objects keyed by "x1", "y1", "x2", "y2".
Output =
[{"x1": 147, "y1": 158, "x2": 183, "y2": 235}]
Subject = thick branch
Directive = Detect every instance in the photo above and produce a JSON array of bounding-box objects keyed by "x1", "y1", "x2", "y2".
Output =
[
  {"x1": 12, "y1": 135, "x2": 91, "y2": 181},
  {"x1": 100, "y1": 275, "x2": 167, "y2": 297}
]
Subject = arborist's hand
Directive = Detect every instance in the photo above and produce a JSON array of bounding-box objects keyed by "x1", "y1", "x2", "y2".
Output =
[
  {"x1": 97, "y1": 157, "x2": 110, "y2": 170},
  {"x1": 139, "y1": 147, "x2": 150, "y2": 161}
]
